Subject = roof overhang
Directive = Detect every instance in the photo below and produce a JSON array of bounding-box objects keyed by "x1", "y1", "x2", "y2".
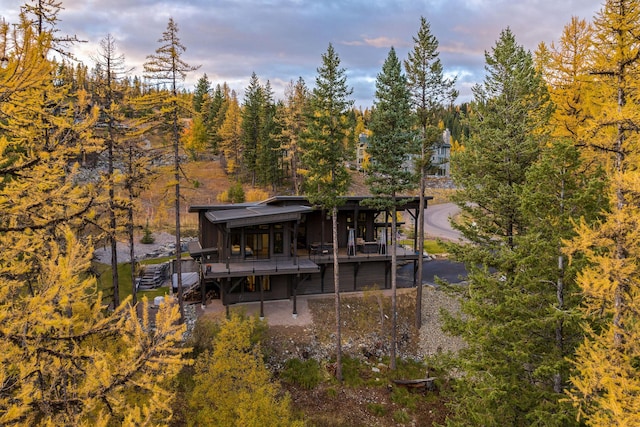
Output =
[{"x1": 204, "y1": 205, "x2": 312, "y2": 228}]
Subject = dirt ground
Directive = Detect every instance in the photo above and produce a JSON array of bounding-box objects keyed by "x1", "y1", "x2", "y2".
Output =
[{"x1": 196, "y1": 286, "x2": 460, "y2": 426}]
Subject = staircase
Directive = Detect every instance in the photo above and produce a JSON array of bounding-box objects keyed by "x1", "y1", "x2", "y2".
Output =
[{"x1": 137, "y1": 263, "x2": 169, "y2": 290}]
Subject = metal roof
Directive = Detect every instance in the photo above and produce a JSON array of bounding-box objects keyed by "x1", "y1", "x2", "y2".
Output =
[{"x1": 204, "y1": 205, "x2": 312, "y2": 228}]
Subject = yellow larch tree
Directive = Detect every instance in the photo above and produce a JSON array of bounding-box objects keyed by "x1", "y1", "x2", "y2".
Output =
[
  {"x1": 536, "y1": 16, "x2": 595, "y2": 144},
  {"x1": 218, "y1": 90, "x2": 243, "y2": 178},
  {"x1": 565, "y1": 1, "x2": 640, "y2": 424},
  {"x1": 188, "y1": 313, "x2": 302, "y2": 427},
  {"x1": 0, "y1": 11, "x2": 189, "y2": 426}
]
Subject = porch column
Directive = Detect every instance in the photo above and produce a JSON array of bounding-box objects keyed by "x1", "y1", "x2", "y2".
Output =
[
  {"x1": 385, "y1": 261, "x2": 390, "y2": 289},
  {"x1": 200, "y1": 261, "x2": 206, "y2": 307},
  {"x1": 259, "y1": 276, "x2": 264, "y2": 319},
  {"x1": 353, "y1": 262, "x2": 359, "y2": 291},
  {"x1": 293, "y1": 274, "x2": 298, "y2": 318},
  {"x1": 224, "y1": 278, "x2": 230, "y2": 318},
  {"x1": 293, "y1": 221, "x2": 298, "y2": 266}
]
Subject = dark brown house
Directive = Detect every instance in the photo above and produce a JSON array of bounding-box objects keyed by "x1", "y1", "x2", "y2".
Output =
[{"x1": 188, "y1": 196, "x2": 431, "y2": 315}]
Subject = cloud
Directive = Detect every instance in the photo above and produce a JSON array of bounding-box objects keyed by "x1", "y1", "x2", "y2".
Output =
[{"x1": 3, "y1": 0, "x2": 603, "y2": 107}]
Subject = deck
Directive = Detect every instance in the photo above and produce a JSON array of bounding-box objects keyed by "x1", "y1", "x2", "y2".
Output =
[
  {"x1": 203, "y1": 257, "x2": 320, "y2": 279},
  {"x1": 201, "y1": 245, "x2": 419, "y2": 279}
]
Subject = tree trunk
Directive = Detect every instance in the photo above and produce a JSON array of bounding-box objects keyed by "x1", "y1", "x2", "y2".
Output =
[
  {"x1": 128, "y1": 142, "x2": 137, "y2": 306},
  {"x1": 109, "y1": 127, "x2": 120, "y2": 308},
  {"x1": 416, "y1": 147, "x2": 426, "y2": 329},
  {"x1": 174, "y1": 103, "x2": 184, "y2": 323},
  {"x1": 390, "y1": 203, "x2": 398, "y2": 370},
  {"x1": 333, "y1": 206, "x2": 342, "y2": 382}
]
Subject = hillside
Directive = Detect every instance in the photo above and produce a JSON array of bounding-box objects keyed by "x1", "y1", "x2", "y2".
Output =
[{"x1": 137, "y1": 156, "x2": 454, "y2": 234}]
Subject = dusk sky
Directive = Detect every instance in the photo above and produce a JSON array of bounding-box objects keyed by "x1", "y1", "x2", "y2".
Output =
[{"x1": 3, "y1": 0, "x2": 603, "y2": 107}]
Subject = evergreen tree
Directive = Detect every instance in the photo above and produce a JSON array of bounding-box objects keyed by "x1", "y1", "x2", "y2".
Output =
[
  {"x1": 241, "y1": 72, "x2": 263, "y2": 185},
  {"x1": 443, "y1": 28, "x2": 557, "y2": 426},
  {"x1": 303, "y1": 43, "x2": 354, "y2": 381},
  {"x1": 404, "y1": 16, "x2": 458, "y2": 328},
  {"x1": 365, "y1": 47, "x2": 415, "y2": 370},
  {"x1": 193, "y1": 73, "x2": 211, "y2": 114},
  {"x1": 256, "y1": 80, "x2": 281, "y2": 191},
  {"x1": 565, "y1": 1, "x2": 640, "y2": 423},
  {"x1": 143, "y1": 17, "x2": 199, "y2": 322}
]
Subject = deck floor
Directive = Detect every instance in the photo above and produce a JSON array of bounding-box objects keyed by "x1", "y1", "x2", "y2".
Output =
[{"x1": 203, "y1": 245, "x2": 419, "y2": 279}]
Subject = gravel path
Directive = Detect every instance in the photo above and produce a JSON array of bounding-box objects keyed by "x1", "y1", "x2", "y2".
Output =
[{"x1": 418, "y1": 285, "x2": 466, "y2": 356}]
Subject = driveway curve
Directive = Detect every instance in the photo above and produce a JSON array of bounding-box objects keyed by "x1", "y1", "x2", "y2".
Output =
[{"x1": 425, "y1": 202, "x2": 464, "y2": 242}]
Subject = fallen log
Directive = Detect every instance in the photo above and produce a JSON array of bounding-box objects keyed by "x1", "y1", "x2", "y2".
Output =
[{"x1": 391, "y1": 377, "x2": 436, "y2": 389}]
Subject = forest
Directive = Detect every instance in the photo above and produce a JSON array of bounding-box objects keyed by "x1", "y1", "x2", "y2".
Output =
[{"x1": 1, "y1": 0, "x2": 639, "y2": 425}]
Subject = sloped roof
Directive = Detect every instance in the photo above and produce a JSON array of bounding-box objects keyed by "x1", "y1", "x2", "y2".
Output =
[{"x1": 204, "y1": 204, "x2": 311, "y2": 228}]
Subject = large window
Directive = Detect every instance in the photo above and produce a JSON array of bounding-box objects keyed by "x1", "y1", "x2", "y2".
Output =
[{"x1": 246, "y1": 225, "x2": 269, "y2": 259}]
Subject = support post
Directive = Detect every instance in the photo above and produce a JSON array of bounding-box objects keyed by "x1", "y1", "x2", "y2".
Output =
[
  {"x1": 293, "y1": 274, "x2": 298, "y2": 318},
  {"x1": 259, "y1": 276, "x2": 264, "y2": 319}
]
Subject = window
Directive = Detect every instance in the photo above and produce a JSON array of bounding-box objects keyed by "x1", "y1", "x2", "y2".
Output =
[
  {"x1": 246, "y1": 225, "x2": 269, "y2": 259},
  {"x1": 274, "y1": 231, "x2": 283, "y2": 254}
]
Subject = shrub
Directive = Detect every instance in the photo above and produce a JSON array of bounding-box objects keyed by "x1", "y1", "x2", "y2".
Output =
[
  {"x1": 367, "y1": 403, "x2": 387, "y2": 417},
  {"x1": 140, "y1": 221, "x2": 155, "y2": 244},
  {"x1": 394, "y1": 358, "x2": 428, "y2": 380},
  {"x1": 246, "y1": 188, "x2": 269, "y2": 202},
  {"x1": 189, "y1": 316, "x2": 221, "y2": 355},
  {"x1": 280, "y1": 358, "x2": 322, "y2": 390},
  {"x1": 390, "y1": 386, "x2": 418, "y2": 411},
  {"x1": 392, "y1": 409, "x2": 411, "y2": 424},
  {"x1": 216, "y1": 190, "x2": 229, "y2": 202},
  {"x1": 342, "y1": 355, "x2": 365, "y2": 387},
  {"x1": 228, "y1": 182, "x2": 245, "y2": 203},
  {"x1": 325, "y1": 387, "x2": 337, "y2": 398},
  {"x1": 217, "y1": 182, "x2": 245, "y2": 203}
]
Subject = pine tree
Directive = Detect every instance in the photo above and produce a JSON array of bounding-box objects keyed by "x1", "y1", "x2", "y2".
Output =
[
  {"x1": 443, "y1": 28, "x2": 557, "y2": 425},
  {"x1": 564, "y1": 1, "x2": 640, "y2": 423},
  {"x1": 143, "y1": 17, "x2": 199, "y2": 322},
  {"x1": 404, "y1": 16, "x2": 458, "y2": 328},
  {"x1": 365, "y1": 47, "x2": 415, "y2": 370},
  {"x1": 519, "y1": 140, "x2": 605, "y2": 425},
  {"x1": 256, "y1": 80, "x2": 281, "y2": 191},
  {"x1": 241, "y1": 72, "x2": 263, "y2": 185},
  {"x1": 193, "y1": 73, "x2": 211, "y2": 114},
  {"x1": 303, "y1": 43, "x2": 354, "y2": 382}
]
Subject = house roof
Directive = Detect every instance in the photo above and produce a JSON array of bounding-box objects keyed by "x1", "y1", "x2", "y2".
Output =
[
  {"x1": 189, "y1": 195, "x2": 433, "y2": 217},
  {"x1": 261, "y1": 195, "x2": 432, "y2": 210},
  {"x1": 204, "y1": 204, "x2": 312, "y2": 228}
]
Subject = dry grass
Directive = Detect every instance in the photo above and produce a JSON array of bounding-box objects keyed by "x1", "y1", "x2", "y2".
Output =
[{"x1": 136, "y1": 154, "x2": 456, "y2": 234}]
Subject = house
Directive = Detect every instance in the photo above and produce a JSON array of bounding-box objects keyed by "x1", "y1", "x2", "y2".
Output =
[
  {"x1": 356, "y1": 133, "x2": 368, "y2": 171},
  {"x1": 356, "y1": 130, "x2": 451, "y2": 176},
  {"x1": 188, "y1": 195, "x2": 432, "y2": 316},
  {"x1": 429, "y1": 129, "x2": 451, "y2": 177}
]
